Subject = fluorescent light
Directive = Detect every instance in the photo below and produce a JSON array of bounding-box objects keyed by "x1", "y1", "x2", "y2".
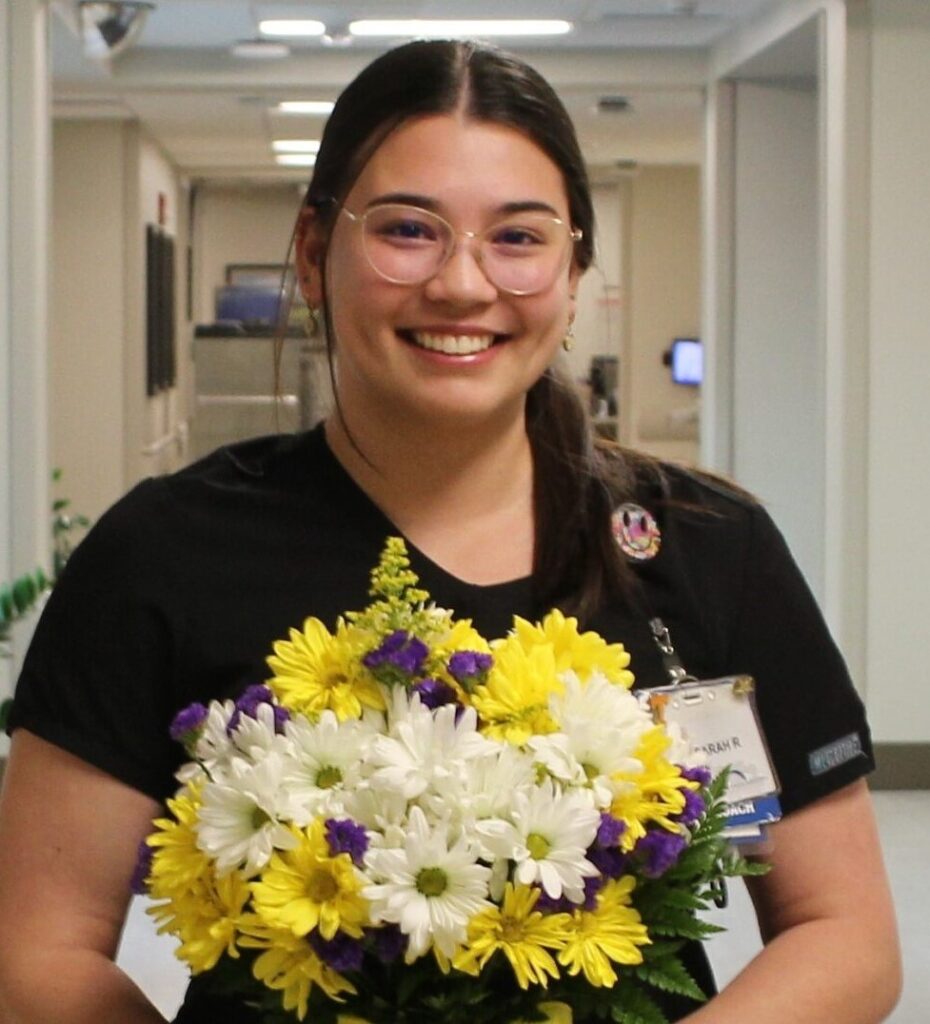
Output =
[
  {"x1": 273, "y1": 139, "x2": 321, "y2": 154},
  {"x1": 348, "y1": 19, "x2": 573, "y2": 38},
  {"x1": 275, "y1": 154, "x2": 317, "y2": 167},
  {"x1": 259, "y1": 19, "x2": 326, "y2": 38},
  {"x1": 277, "y1": 100, "x2": 336, "y2": 115}
]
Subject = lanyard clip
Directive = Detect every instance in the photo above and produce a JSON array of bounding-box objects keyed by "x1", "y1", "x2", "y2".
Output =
[{"x1": 649, "y1": 617, "x2": 695, "y2": 686}]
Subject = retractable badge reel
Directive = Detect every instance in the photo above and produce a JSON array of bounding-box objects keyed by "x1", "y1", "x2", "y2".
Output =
[{"x1": 639, "y1": 619, "x2": 783, "y2": 846}]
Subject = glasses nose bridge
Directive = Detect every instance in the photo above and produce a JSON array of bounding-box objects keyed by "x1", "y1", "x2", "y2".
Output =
[{"x1": 441, "y1": 224, "x2": 488, "y2": 275}]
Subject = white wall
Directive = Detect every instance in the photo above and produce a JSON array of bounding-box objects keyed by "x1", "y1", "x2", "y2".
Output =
[
  {"x1": 862, "y1": 0, "x2": 930, "y2": 743},
  {"x1": 51, "y1": 121, "x2": 127, "y2": 523},
  {"x1": 730, "y1": 82, "x2": 822, "y2": 595},
  {"x1": 49, "y1": 120, "x2": 186, "y2": 523},
  {"x1": 626, "y1": 165, "x2": 701, "y2": 464}
]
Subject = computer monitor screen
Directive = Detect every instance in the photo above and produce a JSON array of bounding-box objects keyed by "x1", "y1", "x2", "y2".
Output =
[{"x1": 671, "y1": 338, "x2": 702, "y2": 386}]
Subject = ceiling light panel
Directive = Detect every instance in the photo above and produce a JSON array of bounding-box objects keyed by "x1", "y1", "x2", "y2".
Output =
[
  {"x1": 276, "y1": 101, "x2": 335, "y2": 116},
  {"x1": 259, "y1": 19, "x2": 326, "y2": 37},
  {"x1": 348, "y1": 20, "x2": 573, "y2": 38},
  {"x1": 272, "y1": 139, "x2": 321, "y2": 153},
  {"x1": 275, "y1": 153, "x2": 317, "y2": 166}
]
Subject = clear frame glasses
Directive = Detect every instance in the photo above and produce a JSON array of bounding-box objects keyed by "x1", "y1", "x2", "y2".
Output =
[{"x1": 340, "y1": 203, "x2": 582, "y2": 296}]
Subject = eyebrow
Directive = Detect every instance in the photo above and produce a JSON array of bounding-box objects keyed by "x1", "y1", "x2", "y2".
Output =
[{"x1": 365, "y1": 193, "x2": 562, "y2": 218}]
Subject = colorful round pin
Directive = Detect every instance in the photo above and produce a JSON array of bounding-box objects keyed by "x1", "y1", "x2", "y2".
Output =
[{"x1": 612, "y1": 503, "x2": 661, "y2": 561}]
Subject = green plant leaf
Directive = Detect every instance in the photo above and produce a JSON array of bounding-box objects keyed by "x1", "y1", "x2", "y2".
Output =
[
  {"x1": 608, "y1": 983, "x2": 668, "y2": 1024},
  {"x1": 635, "y1": 956, "x2": 707, "y2": 1002}
]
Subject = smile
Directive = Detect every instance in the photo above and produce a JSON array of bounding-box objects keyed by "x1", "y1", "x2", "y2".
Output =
[{"x1": 406, "y1": 331, "x2": 498, "y2": 356}]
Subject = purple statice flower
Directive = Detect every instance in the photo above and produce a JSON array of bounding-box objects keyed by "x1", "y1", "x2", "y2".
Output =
[
  {"x1": 130, "y1": 839, "x2": 154, "y2": 896},
  {"x1": 589, "y1": 844, "x2": 629, "y2": 880},
  {"x1": 325, "y1": 818, "x2": 369, "y2": 867},
  {"x1": 674, "y1": 787, "x2": 706, "y2": 827},
  {"x1": 308, "y1": 930, "x2": 365, "y2": 973},
  {"x1": 534, "y1": 888, "x2": 575, "y2": 914},
  {"x1": 371, "y1": 924, "x2": 407, "y2": 964},
  {"x1": 169, "y1": 702, "x2": 208, "y2": 749},
  {"x1": 412, "y1": 678, "x2": 458, "y2": 710},
  {"x1": 447, "y1": 650, "x2": 493, "y2": 691},
  {"x1": 636, "y1": 828, "x2": 688, "y2": 878},
  {"x1": 680, "y1": 765, "x2": 712, "y2": 788},
  {"x1": 581, "y1": 874, "x2": 604, "y2": 910},
  {"x1": 227, "y1": 684, "x2": 289, "y2": 735},
  {"x1": 363, "y1": 630, "x2": 429, "y2": 685},
  {"x1": 595, "y1": 812, "x2": 626, "y2": 849}
]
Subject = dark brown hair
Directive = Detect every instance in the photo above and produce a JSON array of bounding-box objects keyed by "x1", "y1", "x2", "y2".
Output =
[{"x1": 302, "y1": 39, "x2": 649, "y2": 620}]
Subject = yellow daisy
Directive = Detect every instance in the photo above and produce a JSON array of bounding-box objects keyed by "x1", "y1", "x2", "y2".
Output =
[
  {"x1": 470, "y1": 639, "x2": 561, "y2": 745},
  {"x1": 609, "y1": 727, "x2": 692, "y2": 851},
  {"x1": 512, "y1": 611, "x2": 635, "y2": 687},
  {"x1": 250, "y1": 819, "x2": 369, "y2": 940},
  {"x1": 146, "y1": 784, "x2": 211, "y2": 894},
  {"x1": 558, "y1": 877, "x2": 650, "y2": 986},
  {"x1": 267, "y1": 617, "x2": 385, "y2": 721},
  {"x1": 148, "y1": 870, "x2": 251, "y2": 974},
  {"x1": 244, "y1": 929, "x2": 356, "y2": 1021},
  {"x1": 454, "y1": 883, "x2": 571, "y2": 989}
]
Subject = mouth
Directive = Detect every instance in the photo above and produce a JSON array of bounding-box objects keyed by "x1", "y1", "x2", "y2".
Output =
[{"x1": 398, "y1": 330, "x2": 506, "y2": 356}]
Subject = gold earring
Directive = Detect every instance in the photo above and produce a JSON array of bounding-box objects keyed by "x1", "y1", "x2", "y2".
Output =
[
  {"x1": 304, "y1": 306, "x2": 321, "y2": 339},
  {"x1": 562, "y1": 317, "x2": 575, "y2": 352}
]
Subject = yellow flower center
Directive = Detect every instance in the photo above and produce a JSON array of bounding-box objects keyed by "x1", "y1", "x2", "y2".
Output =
[
  {"x1": 500, "y1": 915, "x2": 526, "y2": 944},
  {"x1": 316, "y1": 765, "x2": 342, "y2": 789},
  {"x1": 415, "y1": 867, "x2": 448, "y2": 897},
  {"x1": 307, "y1": 869, "x2": 338, "y2": 903},
  {"x1": 526, "y1": 833, "x2": 551, "y2": 860},
  {"x1": 250, "y1": 806, "x2": 272, "y2": 830},
  {"x1": 326, "y1": 672, "x2": 348, "y2": 690}
]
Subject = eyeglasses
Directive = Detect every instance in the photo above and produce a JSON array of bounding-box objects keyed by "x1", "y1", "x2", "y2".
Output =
[{"x1": 339, "y1": 203, "x2": 582, "y2": 296}]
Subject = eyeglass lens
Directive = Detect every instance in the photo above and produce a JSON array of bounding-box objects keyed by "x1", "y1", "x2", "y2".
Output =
[{"x1": 359, "y1": 204, "x2": 575, "y2": 295}]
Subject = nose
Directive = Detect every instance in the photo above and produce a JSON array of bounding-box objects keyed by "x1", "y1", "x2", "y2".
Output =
[{"x1": 422, "y1": 233, "x2": 499, "y2": 305}]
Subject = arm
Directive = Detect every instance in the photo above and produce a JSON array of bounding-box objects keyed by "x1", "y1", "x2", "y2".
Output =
[
  {"x1": 685, "y1": 779, "x2": 901, "y2": 1024},
  {"x1": 0, "y1": 730, "x2": 168, "y2": 1024}
]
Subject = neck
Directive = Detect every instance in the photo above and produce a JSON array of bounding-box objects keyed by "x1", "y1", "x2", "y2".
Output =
[{"x1": 324, "y1": 402, "x2": 536, "y2": 583}]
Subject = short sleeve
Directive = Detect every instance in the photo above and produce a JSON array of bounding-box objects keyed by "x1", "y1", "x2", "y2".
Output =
[
  {"x1": 7, "y1": 479, "x2": 181, "y2": 801},
  {"x1": 727, "y1": 503, "x2": 874, "y2": 815}
]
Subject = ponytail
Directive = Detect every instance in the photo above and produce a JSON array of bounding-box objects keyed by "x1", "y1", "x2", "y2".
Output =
[{"x1": 528, "y1": 364, "x2": 654, "y2": 622}]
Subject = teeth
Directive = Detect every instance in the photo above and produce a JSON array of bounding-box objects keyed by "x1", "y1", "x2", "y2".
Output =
[{"x1": 410, "y1": 332, "x2": 495, "y2": 355}]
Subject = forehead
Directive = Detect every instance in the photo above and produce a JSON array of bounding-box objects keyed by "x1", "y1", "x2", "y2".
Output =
[{"x1": 345, "y1": 114, "x2": 570, "y2": 218}]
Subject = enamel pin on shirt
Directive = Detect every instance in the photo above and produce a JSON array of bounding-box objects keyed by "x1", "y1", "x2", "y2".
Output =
[{"x1": 612, "y1": 503, "x2": 661, "y2": 561}]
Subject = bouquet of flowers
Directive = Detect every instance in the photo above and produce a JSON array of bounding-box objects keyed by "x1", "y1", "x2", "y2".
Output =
[{"x1": 139, "y1": 538, "x2": 763, "y2": 1024}]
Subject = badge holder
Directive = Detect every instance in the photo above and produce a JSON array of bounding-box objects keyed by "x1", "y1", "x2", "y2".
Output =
[{"x1": 641, "y1": 619, "x2": 782, "y2": 844}]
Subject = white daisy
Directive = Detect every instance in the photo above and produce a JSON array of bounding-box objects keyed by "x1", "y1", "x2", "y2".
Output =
[
  {"x1": 367, "y1": 689, "x2": 492, "y2": 801},
  {"x1": 281, "y1": 710, "x2": 376, "y2": 825},
  {"x1": 195, "y1": 752, "x2": 298, "y2": 876},
  {"x1": 363, "y1": 806, "x2": 492, "y2": 960},
  {"x1": 543, "y1": 673, "x2": 654, "y2": 806},
  {"x1": 483, "y1": 779, "x2": 600, "y2": 902},
  {"x1": 230, "y1": 702, "x2": 293, "y2": 763},
  {"x1": 431, "y1": 744, "x2": 535, "y2": 873},
  {"x1": 191, "y1": 699, "x2": 237, "y2": 774}
]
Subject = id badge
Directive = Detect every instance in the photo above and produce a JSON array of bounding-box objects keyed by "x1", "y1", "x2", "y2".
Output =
[{"x1": 641, "y1": 675, "x2": 780, "y2": 806}]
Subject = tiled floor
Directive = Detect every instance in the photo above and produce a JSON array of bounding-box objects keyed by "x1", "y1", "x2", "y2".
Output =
[{"x1": 117, "y1": 791, "x2": 929, "y2": 1022}]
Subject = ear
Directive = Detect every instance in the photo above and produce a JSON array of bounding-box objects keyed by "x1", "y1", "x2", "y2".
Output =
[{"x1": 295, "y1": 206, "x2": 326, "y2": 307}]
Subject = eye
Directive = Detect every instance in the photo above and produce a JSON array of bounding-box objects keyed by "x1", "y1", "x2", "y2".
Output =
[
  {"x1": 490, "y1": 223, "x2": 546, "y2": 249},
  {"x1": 368, "y1": 210, "x2": 442, "y2": 245}
]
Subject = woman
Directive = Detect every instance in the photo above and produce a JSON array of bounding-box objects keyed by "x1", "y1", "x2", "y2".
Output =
[{"x1": 0, "y1": 40, "x2": 900, "y2": 1024}]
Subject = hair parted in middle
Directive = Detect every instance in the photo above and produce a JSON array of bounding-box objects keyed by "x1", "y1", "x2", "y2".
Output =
[{"x1": 300, "y1": 38, "x2": 649, "y2": 620}]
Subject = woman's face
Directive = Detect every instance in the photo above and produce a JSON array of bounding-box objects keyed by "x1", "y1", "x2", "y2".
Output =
[{"x1": 305, "y1": 113, "x2": 580, "y2": 431}]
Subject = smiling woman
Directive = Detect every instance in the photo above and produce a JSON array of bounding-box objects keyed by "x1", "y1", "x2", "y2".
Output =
[{"x1": 0, "y1": 37, "x2": 900, "y2": 1024}]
